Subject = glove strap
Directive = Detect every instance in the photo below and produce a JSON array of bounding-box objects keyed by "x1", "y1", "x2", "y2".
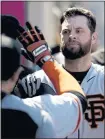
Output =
[{"x1": 37, "y1": 55, "x2": 54, "y2": 67}]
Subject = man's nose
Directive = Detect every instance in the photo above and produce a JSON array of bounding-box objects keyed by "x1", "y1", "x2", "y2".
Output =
[{"x1": 69, "y1": 32, "x2": 76, "y2": 40}]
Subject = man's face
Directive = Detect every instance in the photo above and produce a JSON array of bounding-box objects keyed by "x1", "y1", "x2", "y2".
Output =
[{"x1": 60, "y1": 16, "x2": 94, "y2": 60}]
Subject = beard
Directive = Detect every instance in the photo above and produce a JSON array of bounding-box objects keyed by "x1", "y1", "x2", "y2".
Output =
[{"x1": 61, "y1": 39, "x2": 92, "y2": 60}]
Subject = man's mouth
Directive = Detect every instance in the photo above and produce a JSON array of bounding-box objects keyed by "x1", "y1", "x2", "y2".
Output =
[
  {"x1": 68, "y1": 42, "x2": 79, "y2": 47},
  {"x1": 69, "y1": 41, "x2": 79, "y2": 45}
]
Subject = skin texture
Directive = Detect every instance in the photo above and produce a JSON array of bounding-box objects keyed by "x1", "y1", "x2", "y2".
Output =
[
  {"x1": 60, "y1": 15, "x2": 97, "y2": 72},
  {"x1": 1, "y1": 67, "x2": 23, "y2": 94}
]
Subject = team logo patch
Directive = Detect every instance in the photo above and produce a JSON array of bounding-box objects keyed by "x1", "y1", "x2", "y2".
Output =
[{"x1": 85, "y1": 94, "x2": 105, "y2": 128}]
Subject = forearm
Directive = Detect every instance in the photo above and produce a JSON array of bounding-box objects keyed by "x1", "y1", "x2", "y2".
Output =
[{"x1": 42, "y1": 60, "x2": 85, "y2": 96}]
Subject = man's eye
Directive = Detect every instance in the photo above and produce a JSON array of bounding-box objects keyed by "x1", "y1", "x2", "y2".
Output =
[
  {"x1": 63, "y1": 30, "x2": 69, "y2": 34},
  {"x1": 76, "y1": 30, "x2": 81, "y2": 33}
]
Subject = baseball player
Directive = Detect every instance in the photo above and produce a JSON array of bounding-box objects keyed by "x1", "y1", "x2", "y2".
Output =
[
  {"x1": 17, "y1": 7, "x2": 104, "y2": 138},
  {"x1": 1, "y1": 14, "x2": 57, "y2": 98},
  {"x1": 59, "y1": 7, "x2": 104, "y2": 138},
  {"x1": 1, "y1": 31, "x2": 87, "y2": 138}
]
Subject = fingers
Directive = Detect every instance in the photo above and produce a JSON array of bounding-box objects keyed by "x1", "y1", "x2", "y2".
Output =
[
  {"x1": 26, "y1": 22, "x2": 41, "y2": 41},
  {"x1": 35, "y1": 26, "x2": 45, "y2": 40},
  {"x1": 17, "y1": 22, "x2": 47, "y2": 58},
  {"x1": 31, "y1": 74, "x2": 37, "y2": 95},
  {"x1": 21, "y1": 77, "x2": 28, "y2": 95},
  {"x1": 26, "y1": 22, "x2": 45, "y2": 41},
  {"x1": 21, "y1": 74, "x2": 37, "y2": 97},
  {"x1": 17, "y1": 30, "x2": 28, "y2": 47},
  {"x1": 17, "y1": 25, "x2": 34, "y2": 46},
  {"x1": 17, "y1": 22, "x2": 45, "y2": 44},
  {"x1": 36, "y1": 78, "x2": 41, "y2": 90}
]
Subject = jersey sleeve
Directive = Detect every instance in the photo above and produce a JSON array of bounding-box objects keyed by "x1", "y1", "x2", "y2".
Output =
[
  {"x1": 42, "y1": 61, "x2": 85, "y2": 96},
  {"x1": 33, "y1": 93, "x2": 84, "y2": 138},
  {"x1": 2, "y1": 94, "x2": 56, "y2": 138}
]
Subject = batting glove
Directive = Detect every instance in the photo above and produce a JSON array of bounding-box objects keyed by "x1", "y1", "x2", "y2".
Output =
[{"x1": 17, "y1": 22, "x2": 53, "y2": 67}]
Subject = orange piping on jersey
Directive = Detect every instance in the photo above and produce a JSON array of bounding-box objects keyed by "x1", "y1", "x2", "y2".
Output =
[{"x1": 72, "y1": 96, "x2": 81, "y2": 134}]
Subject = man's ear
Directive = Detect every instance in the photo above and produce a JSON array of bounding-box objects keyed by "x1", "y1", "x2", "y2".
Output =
[
  {"x1": 92, "y1": 32, "x2": 98, "y2": 44},
  {"x1": 91, "y1": 32, "x2": 99, "y2": 53}
]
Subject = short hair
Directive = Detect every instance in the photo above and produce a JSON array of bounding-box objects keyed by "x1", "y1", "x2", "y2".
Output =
[
  {"x1": 1, "y1": 35, "x2": 21, "y2": 81},
  {"x1": 60, "y1": 7, "x2": 96, "y2": 33},
  {"x1": 1, "y1": 15, "x2": 20, "y2": 39}
]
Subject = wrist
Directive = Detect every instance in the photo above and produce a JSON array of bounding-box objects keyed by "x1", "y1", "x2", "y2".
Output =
[{"x1": 37, "y1": 55, "x2": 54, "y2": 67}]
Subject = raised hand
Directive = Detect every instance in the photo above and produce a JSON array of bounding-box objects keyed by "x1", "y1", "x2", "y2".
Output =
[{"x1": 17, "y1": 22, "x2": 52, "y2": 65}]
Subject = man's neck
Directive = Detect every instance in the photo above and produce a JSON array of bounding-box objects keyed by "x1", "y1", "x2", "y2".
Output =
[
  {"x1": 1, "y1": 80, "x2": 15, "y2": 94},
  {"x1": 64, "y1": 54, "x2": 92, "y2": 72}
]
